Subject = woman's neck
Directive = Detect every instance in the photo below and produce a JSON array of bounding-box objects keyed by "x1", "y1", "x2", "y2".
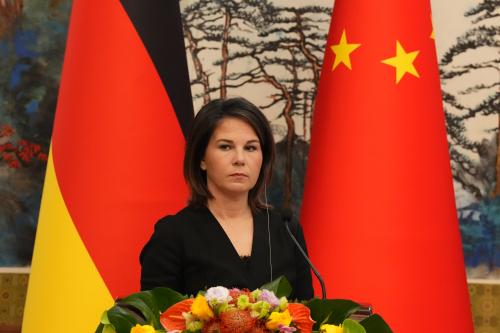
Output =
[{"x1": 207, "y1": 194, "x2": 252, "y2": 220}]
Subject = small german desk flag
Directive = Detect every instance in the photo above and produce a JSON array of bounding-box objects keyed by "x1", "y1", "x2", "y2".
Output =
[
  {"x1": 301, "y1": 1, "x2": 474, "y2": 332},
  {"x1": 23, "y1": 1, "x2": 193, "y2": 332}
]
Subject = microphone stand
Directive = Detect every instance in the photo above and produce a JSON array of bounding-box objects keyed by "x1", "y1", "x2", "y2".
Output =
[{"x1": 283, "y1": 215, "x2": 327, "y2": 300}]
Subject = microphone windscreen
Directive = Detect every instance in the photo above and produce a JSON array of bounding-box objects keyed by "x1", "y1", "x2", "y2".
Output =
[{"x1": 281, "y1": 207, "x2": 293, "y2": 223}]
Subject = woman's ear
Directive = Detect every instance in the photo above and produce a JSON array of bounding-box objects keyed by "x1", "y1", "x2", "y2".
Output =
[{"x1": 200, "y1": 160, "x2": 206, "y2": 170}]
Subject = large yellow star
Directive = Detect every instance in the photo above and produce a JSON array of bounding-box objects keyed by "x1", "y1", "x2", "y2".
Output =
[
  {"x1": 381, "y1": 41, "x2": 420, "y2": 84},
  {"x1": 330, "y1": 29, "x2": 361, "y2": 70}
]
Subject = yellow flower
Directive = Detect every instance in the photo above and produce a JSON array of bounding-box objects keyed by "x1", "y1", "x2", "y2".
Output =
[
  {"x1": 130, "y1": 324, "x2": 156, "y2": 333},
  {"x1": 191, "y1": 294, "x2": 214, "y2": 321},
  {"x1": 320, "y1": 323, "x2": 343, "y2": 333},
  {"x1": 265, "y1": 309, "x2": 292, "y2": 330}
]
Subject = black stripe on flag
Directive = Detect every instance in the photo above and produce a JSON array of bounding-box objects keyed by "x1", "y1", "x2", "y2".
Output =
[{"x1": 120, "y1": 0, "x2": 194, "y2": 139}]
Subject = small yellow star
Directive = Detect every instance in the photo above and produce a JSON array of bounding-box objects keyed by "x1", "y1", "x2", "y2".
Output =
[
  {"x1": 381, "y1": 40, "x2": 420, "y2": 84},
  {"x1": 330, "y1": 29, "x2": 361, "y2": 70}
]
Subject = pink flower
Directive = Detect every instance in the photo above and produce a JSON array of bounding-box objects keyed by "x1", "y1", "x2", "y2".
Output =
[
  {"x1": 278, "y1": 324, "x2": 297, "y2": 332},
  {"x1": 259, "y1": 290, "x2": 280, "y2": 307}
]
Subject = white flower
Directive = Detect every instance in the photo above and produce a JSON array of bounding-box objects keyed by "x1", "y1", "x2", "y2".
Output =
[{"x1": 205, "y1": 286, "x2": 232, "y2": 304}]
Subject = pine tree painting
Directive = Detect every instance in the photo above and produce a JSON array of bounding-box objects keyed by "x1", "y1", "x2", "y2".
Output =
[
  {"x1": 181, "y1": 0, "x2": 331, "y2": 214},
  {"x1": 439, "y1": 0, "x2": 500, "y2": 279}
]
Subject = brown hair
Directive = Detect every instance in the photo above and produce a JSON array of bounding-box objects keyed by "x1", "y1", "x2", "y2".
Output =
[{"x1": 184, "y1": 97, "x2": 275, "y2": 211}]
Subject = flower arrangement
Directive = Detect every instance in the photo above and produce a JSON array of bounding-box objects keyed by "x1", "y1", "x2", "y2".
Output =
[
  {"x1": 159, "y1": 286, "x2": 313, "y2": 333},
  {"x1": 96, "y1": 277, "x2": 392, "y2": 333}
]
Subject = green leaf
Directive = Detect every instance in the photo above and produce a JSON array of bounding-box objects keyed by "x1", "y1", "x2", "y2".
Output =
[
  {"x1": 360, "y1": 314, "x2": 393, "y2": 333},
  {"x1": 119, "y1": 291, "x2": 161, "y2": 328},
  {"x1": 107, "y1": 306, "x2": 139, "y2": 333},
  {"x1": 102, "y1": 324, "x2": 117, "y2": 333},
  {"x1": 94, "y1": 323, "x2": 105, "y2": 333},
  {"x1": 150, "y1": 287, "x2": 187, "y2": 312},
  {"x1": 260, "y1": 275, "x2": 292, "y2": 298},
  {"x1": 100, "y1": 311, "x2": 111, "y2": 325},
  {"x1": 306, "y1": 298, "x2": 360, "y2": 330},
  {"x1": 343, "y1": 319, "x2": 366, "y2": 333}
]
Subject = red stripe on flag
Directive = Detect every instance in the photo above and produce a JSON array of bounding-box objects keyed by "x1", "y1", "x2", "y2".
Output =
[{"x1": 52, "y1": 0, "x2": 188, "y2": 297}]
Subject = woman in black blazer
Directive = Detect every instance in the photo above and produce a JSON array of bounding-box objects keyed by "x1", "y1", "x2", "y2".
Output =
[{"x1": 140, "y1": 97, "x2": 313, "y2": 300}]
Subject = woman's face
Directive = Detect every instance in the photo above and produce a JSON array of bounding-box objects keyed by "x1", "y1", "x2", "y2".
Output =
[{"x1": 201, "y1": 117, "x2": 263, "y2": 199}]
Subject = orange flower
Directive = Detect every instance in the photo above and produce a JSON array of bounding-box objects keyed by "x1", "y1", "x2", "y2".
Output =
[
  {"x1": 287, "y1": 303, "x2": 315, "y2": 333},
  {"x1": 219, "y1": 309, "x2": 256, "y2": 333},
  {"x1": 160, "y1": 298, "x2": 194, "y2": 331}
]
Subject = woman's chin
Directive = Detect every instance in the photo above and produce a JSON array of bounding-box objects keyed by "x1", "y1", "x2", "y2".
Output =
[{"x1": 217, "y1": 185, "x2": 254, "y2": 197}]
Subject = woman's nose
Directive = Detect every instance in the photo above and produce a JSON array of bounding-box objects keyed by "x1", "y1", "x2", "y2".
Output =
[{"x1": 232, "y1": 148, "x2": 245, "y2": 165}]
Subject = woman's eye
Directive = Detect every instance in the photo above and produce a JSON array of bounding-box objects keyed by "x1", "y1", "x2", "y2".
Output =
[
  {"x1": 245, "y1": 145, "x2": 258, "y2": 151},
  {"x1": 218, "y1": 144, "x2": 231, "y2": 150}
]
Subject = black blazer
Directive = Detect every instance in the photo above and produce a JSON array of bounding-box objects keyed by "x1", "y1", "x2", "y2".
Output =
[{"x1": 140, "y1": 205, "x2": 314, "y2": 300}]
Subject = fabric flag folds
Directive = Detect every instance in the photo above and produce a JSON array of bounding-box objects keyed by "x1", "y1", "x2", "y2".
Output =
[
  {"x1": 23, "y1": 1, "x2": 193, "y2": 332},
  {"x1": 301, "y1": 1, "x2": 474, "y2": 332}
]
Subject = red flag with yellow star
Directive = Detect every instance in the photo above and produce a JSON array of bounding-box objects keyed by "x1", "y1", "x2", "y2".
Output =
[{"x1": 301, "y1": 1, "x2": 474, "y2": 332}]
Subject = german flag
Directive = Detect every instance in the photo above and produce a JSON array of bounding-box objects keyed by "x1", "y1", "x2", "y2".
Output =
[{"x1": 22, "y1": 1, "x2": 193, "y2": 332}]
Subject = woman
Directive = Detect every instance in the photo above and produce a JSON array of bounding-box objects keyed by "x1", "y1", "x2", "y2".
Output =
[{"x1": 140, "y1": 97, "x2": 313, "y2": 300}]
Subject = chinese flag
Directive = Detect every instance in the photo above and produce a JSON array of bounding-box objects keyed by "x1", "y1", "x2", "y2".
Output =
[
  {"x1": 22, "y1": 1, "x2": 192, "y2": 332},
  {"x1": 301, "y1": 1, "x2": 474, "y2": 332}
]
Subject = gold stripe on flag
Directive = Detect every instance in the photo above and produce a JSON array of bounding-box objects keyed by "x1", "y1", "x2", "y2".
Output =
[{"x1": 23, "y1": 148, "x2": 113, "y2": 333}]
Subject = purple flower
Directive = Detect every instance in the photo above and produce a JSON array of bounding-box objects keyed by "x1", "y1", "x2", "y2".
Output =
[
  {"x1": 259, "y1": 289, "x2": 280, "y2": 307},
  {"x1": 278, "y1": 325, "x2": 297, "y2": 332}
]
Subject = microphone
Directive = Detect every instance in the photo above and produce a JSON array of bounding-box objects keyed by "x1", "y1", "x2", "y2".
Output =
[{"x1": 282, "y1": 208, "x2": 327, "y2": 300}]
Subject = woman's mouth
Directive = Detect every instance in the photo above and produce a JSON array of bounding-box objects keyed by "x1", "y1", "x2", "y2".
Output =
[{"x1": 230, "y1": 173, "x2": 248, "y2": 177}]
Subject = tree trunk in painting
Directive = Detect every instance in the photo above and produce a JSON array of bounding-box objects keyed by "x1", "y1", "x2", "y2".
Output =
[
  {"x1": 252, "y1": 56, "x2": 295, "y2": 208},
  {"x1": 293, "y1": 10, "x2": 322, "y2": 86},
  {"x1": 282, "y1": 48, "x2": 299, "y2": 209},
  {"x1": 184, "y1": 23, "x2": 211, "y2": 105},
  {"x1": 220, "y1": 6, "x2": 231, "y2": 99},
  {"x1": 283, "y1": 100, "x2": 295, "y2": 209}
]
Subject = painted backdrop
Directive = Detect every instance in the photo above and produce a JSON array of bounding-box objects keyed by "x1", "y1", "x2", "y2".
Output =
[
  {"x1": 0, "y1": 0, "x2": 71, "y2": 266},
  {"x1": 0, "y1": 0, "x2": 498, "y2": 281}
]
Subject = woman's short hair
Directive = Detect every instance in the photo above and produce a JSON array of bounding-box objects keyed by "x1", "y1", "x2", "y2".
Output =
[{"x1": 184, "y1": 97, "x2": 275, "y2": 211}]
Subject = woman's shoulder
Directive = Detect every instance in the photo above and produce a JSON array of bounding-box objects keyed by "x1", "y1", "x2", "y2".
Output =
[{"x1": 154, "y1": 205, "x2": 209, "y2": 232}]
